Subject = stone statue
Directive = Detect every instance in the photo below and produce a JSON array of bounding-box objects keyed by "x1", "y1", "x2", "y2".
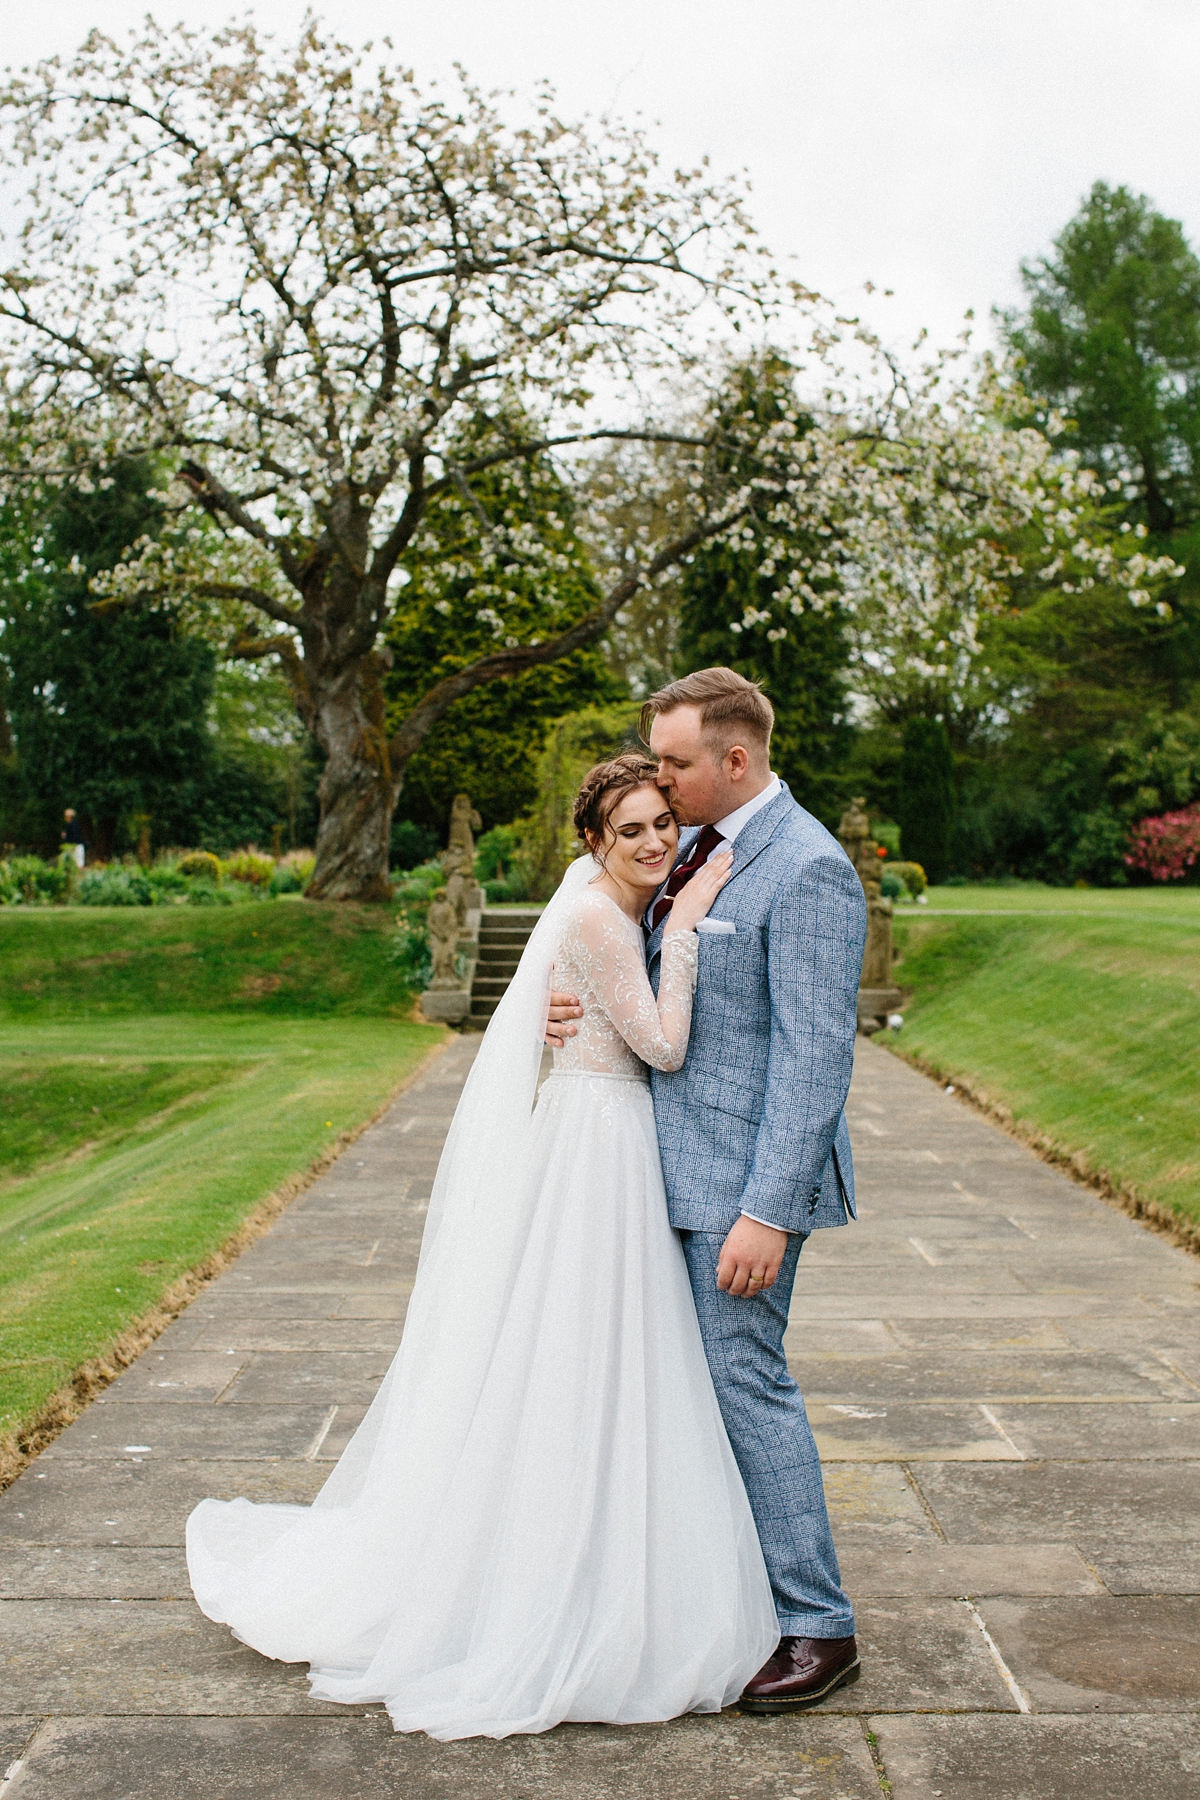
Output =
[
  {"x1": 836, "y1": 797, "x2": 874, "y2": 887},
  {"x1": 421, "y1": 793, "x2": 485, "y2": 1023},
  {"x1": 837, "y1": 796, "x2": 901, "y2": 1031},
  {"x1": 425, "y1": 892, "x2": 461, "y2": 989},
  {"x1": 861, "y1": 888, "x2": 897, "y2": 990},
  {"x1": 440, "y1": 793, "x2": 485, "y2": 928},
  {"x1": 448, "y1": 793, "x2": 483, "y2": 861}
]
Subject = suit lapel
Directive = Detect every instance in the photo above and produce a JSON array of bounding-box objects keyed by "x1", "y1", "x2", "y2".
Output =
[
  {"x1": 725, "y1": 784, "x2": 796, "y2": 883},
  {"x1": 646, "y1": 788, "x2": 796, "y2": 968}
]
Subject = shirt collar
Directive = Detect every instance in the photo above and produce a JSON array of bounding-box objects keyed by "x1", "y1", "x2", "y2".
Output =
[{"x1": 713, "y1": 775, "x2": 781, "y2": 844}]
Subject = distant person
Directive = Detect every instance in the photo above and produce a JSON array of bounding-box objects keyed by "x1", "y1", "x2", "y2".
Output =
[{"x1": 61, "y1": 809, "x2": 86, "y2": 869}]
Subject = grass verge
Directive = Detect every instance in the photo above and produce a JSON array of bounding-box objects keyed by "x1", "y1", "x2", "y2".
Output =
[
  {"x1": 888, "y1": 887, "x2": 1200, "y2": 1245},
  {"x1": 0, "y1": 1014, "x2": 445, "y2": 1486}
]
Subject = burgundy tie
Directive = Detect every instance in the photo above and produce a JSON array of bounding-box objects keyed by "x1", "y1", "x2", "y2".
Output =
[{"x1": 651, "y1": 824, "x2": 725, "y2": 930}]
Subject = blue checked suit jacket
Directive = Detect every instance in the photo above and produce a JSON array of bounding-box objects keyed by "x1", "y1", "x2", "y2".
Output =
[{"x1": 646, "y1": 783, "x2": 866, "y2": 1237}]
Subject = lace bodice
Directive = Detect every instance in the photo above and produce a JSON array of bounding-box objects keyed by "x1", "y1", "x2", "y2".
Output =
[{"x1": 551, "y1": 889, "x2": 699, "y2": 1079}]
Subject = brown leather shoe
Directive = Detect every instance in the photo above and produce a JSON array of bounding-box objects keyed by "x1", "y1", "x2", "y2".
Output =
[{"x1": 739, "y1": 1635, "x2": 860, "y2": 1712}]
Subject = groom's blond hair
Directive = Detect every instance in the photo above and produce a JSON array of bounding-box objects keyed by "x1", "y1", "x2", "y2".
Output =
[{"x1": 640, "y1": 667, "x2": 774, "y2": 761}]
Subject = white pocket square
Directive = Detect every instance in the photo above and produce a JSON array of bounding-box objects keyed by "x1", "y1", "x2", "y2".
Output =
[{"x1": 696, "y1": 918, "x2": 736, "y2": 935}]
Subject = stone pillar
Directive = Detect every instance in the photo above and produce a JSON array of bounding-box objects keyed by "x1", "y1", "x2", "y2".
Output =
[
  {"x1": 420, "y1": 794, "x2": 485, "y2": 1024},
  {"x1": 837, "y1": 796, "x2": 903, "y2": 1034}
]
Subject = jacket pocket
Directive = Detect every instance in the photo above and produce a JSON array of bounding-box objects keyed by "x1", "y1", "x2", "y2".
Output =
[{"x1": 689, "y1": 1071, "x2": 765, "y2": 1125}]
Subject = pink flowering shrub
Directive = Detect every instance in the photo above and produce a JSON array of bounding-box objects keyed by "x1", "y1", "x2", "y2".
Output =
[{"x1": 1124, "y1": 803, "x2": 1200, "y2": 882}]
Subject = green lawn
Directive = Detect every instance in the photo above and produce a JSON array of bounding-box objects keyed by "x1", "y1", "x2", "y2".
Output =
[
  {"x1": 0, "y1": 897, "x2": 408, "y2": 1016},
  {"x1": 909, "y1": 882, "x2": 1200, "y2": 919},
  {"x1": 0, "y1": 902, "x2": 445, "y2": 1456},
  {"x1": 889, "y1": 884, "x2": 1200, "y2": 1230}
]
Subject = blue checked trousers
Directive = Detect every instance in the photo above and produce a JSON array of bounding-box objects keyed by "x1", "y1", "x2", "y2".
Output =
[{"x1": 678, "y1": 1229, "x2": 855, "y2": 1638}]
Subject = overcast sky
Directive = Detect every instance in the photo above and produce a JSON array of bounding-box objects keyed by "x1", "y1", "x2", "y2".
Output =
[{"x1": 5, "y1": 1, "x2": 1199, "y2": 354}]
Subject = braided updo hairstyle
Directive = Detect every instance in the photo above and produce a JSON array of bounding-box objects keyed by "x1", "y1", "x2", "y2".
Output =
[{"x1": 572, "y1": 753, "x2": 664, "y2": 862}]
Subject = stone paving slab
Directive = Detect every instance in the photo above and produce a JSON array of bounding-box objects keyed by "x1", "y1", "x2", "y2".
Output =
[
  {"x1": 38, "y1": 1402, "x2": 337, "y2": 1461},
  {"x1": 0, "y1": 1457, "x2": 328, "y2": 1546},
  {"x1": 973, "y1": 1596, "x2": 1200, "y2": 1711},
  {"x1": 1086, "y1": 1546, "x2": 1200, "y2": 1595},
  {"x1": 0, "y1": 1601, "x2": 357, "y2": 1716},
  {"x1": 0, "y1": 1720, "x2": 36, "y2": 1769},
  {"x1": 828, "y1": 1600, "x2": 1018, "y2": 1713},
  {"x1": 188, "y1": 1317, "x2": 404, "y2": 1352},
  {"x1": 794, "y1": 1351, "x2": 1195, "y2": 1402},
  {"x1": 218, "y1": 1351, "x2": 393, "y2": 1406},
  {"x1": 811, "y1": 1400, "x2": 1027, "y2": 1462},
  {"x1": 104, "y1": 1349, "x2": 252, "y2": 1402},
  {"x1": 869, "y1": 1714, "x2": 1200, "y2": 1799},
  {"x1": 1, "y1": 1714, "x2": 883, "y2": 1800},
  {"x1": 2, "y1": 1035, "x2": 1199, "y2": 1795},
  {"x1": 0, "y1": 1547, "x2": 189, "y2": 1601},
  {"x1": 838, "y1": 1544, "x2": 1102, "y2": 1598},
  {"x1": 990, "y1": 1400, "x2": 1200, "y2": 1460},
  {"x1": 912, "y1": 1459, "x2": 1200, "y2": 1541}
]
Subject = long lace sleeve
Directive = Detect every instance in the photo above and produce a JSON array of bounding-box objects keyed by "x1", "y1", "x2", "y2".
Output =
[{"x1": 563, "y1": 895, "x2": 699, "y2": 1073}]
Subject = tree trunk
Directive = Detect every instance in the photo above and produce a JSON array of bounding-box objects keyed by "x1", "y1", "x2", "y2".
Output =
[
  {"x1": 305, "y1": 663, "x2": 399, "y2": 903},
  {"x1": 299, "y1": 519, "x2": 718, "y2": 900}
]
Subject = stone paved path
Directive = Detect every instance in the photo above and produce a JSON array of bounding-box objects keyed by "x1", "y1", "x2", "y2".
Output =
[{"x1": 1, "y1": 1037, "x2": 1198, "y2": 1797}]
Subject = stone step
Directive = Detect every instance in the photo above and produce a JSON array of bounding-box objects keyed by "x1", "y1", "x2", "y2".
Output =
[{"x1": 469, "y1": 909, "x2": 542, "y2": 1021}]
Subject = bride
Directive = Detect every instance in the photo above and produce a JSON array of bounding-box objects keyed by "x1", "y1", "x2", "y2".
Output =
[{"x1": 187, "y1": 753, "x2": 778, "y2": 1740}]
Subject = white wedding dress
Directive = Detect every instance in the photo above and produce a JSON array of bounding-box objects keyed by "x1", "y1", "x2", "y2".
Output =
[{"x1": 186, "y1": 859, "x2": 776, "y2": 1740}]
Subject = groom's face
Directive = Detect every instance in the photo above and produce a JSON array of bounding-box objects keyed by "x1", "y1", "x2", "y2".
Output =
[{"x1": 650, "y1": 704, "x2": 740, "y2": 826}]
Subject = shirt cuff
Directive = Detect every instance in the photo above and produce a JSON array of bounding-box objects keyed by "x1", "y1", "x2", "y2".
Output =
[{"x1": 740, "y1": 1210, "x2": 791, "y2": 1233}]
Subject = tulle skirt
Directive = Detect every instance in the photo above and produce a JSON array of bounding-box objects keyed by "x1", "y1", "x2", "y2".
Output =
[{"x1": 186, "y1": 1070, "x2": 777, "y2": 1740}]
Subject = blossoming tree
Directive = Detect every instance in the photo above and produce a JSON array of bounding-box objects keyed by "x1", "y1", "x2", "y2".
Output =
[{"x1": 0, "y1": 23, "x2": 1181, "y2": 896}]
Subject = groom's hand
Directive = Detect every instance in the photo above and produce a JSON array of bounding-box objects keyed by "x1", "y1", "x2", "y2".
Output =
[
  {"x1": 717, "y1": 1216, "x2": 788, "y2": 1297},
  {"x1": 545, "y1": 987, "x2": 583, "y2": 1049}
]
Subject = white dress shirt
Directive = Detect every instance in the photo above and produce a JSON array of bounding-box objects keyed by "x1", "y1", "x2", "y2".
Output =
[{"x1": 708, "y1": 774, "x2": 782, "y2": 853}]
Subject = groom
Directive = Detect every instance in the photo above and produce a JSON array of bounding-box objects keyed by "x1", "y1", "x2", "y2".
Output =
[{"x1": 548, "y1": 667, "x2": 867, "y2": 1711}]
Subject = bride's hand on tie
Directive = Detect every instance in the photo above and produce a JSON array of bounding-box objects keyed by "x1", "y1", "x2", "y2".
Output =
[{"x1": 664, "y1": 849, "x2": 734, "y2": 935}]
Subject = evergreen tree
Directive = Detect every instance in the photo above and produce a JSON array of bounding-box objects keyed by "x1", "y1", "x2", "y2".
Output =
[
  {"x1": 386, "y1": 422, "x2": 621, "y2": 834},
  {"x1": 897, "y1": 718, "x2": 954, "y2": 883},
  {"x1": 675, "y1": 357, "x2": 851, "y2": 820},
  {"x1": 0, "y1": 463, "x2": 216, "y2": 856},
  {"x1": 676, "y1": 541, "x2": 850, "y2": 819},
  {"x1": 196, "y1": 664, "x2": 321, "y2": 854},
  {"x1": 1001, "y1": 183, "x2": 1200, "y2": 534}
]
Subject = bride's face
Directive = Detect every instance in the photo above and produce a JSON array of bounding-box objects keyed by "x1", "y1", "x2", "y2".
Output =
[{"x1": 595, "y1": 785, "x2": 679, "y2": 893}]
